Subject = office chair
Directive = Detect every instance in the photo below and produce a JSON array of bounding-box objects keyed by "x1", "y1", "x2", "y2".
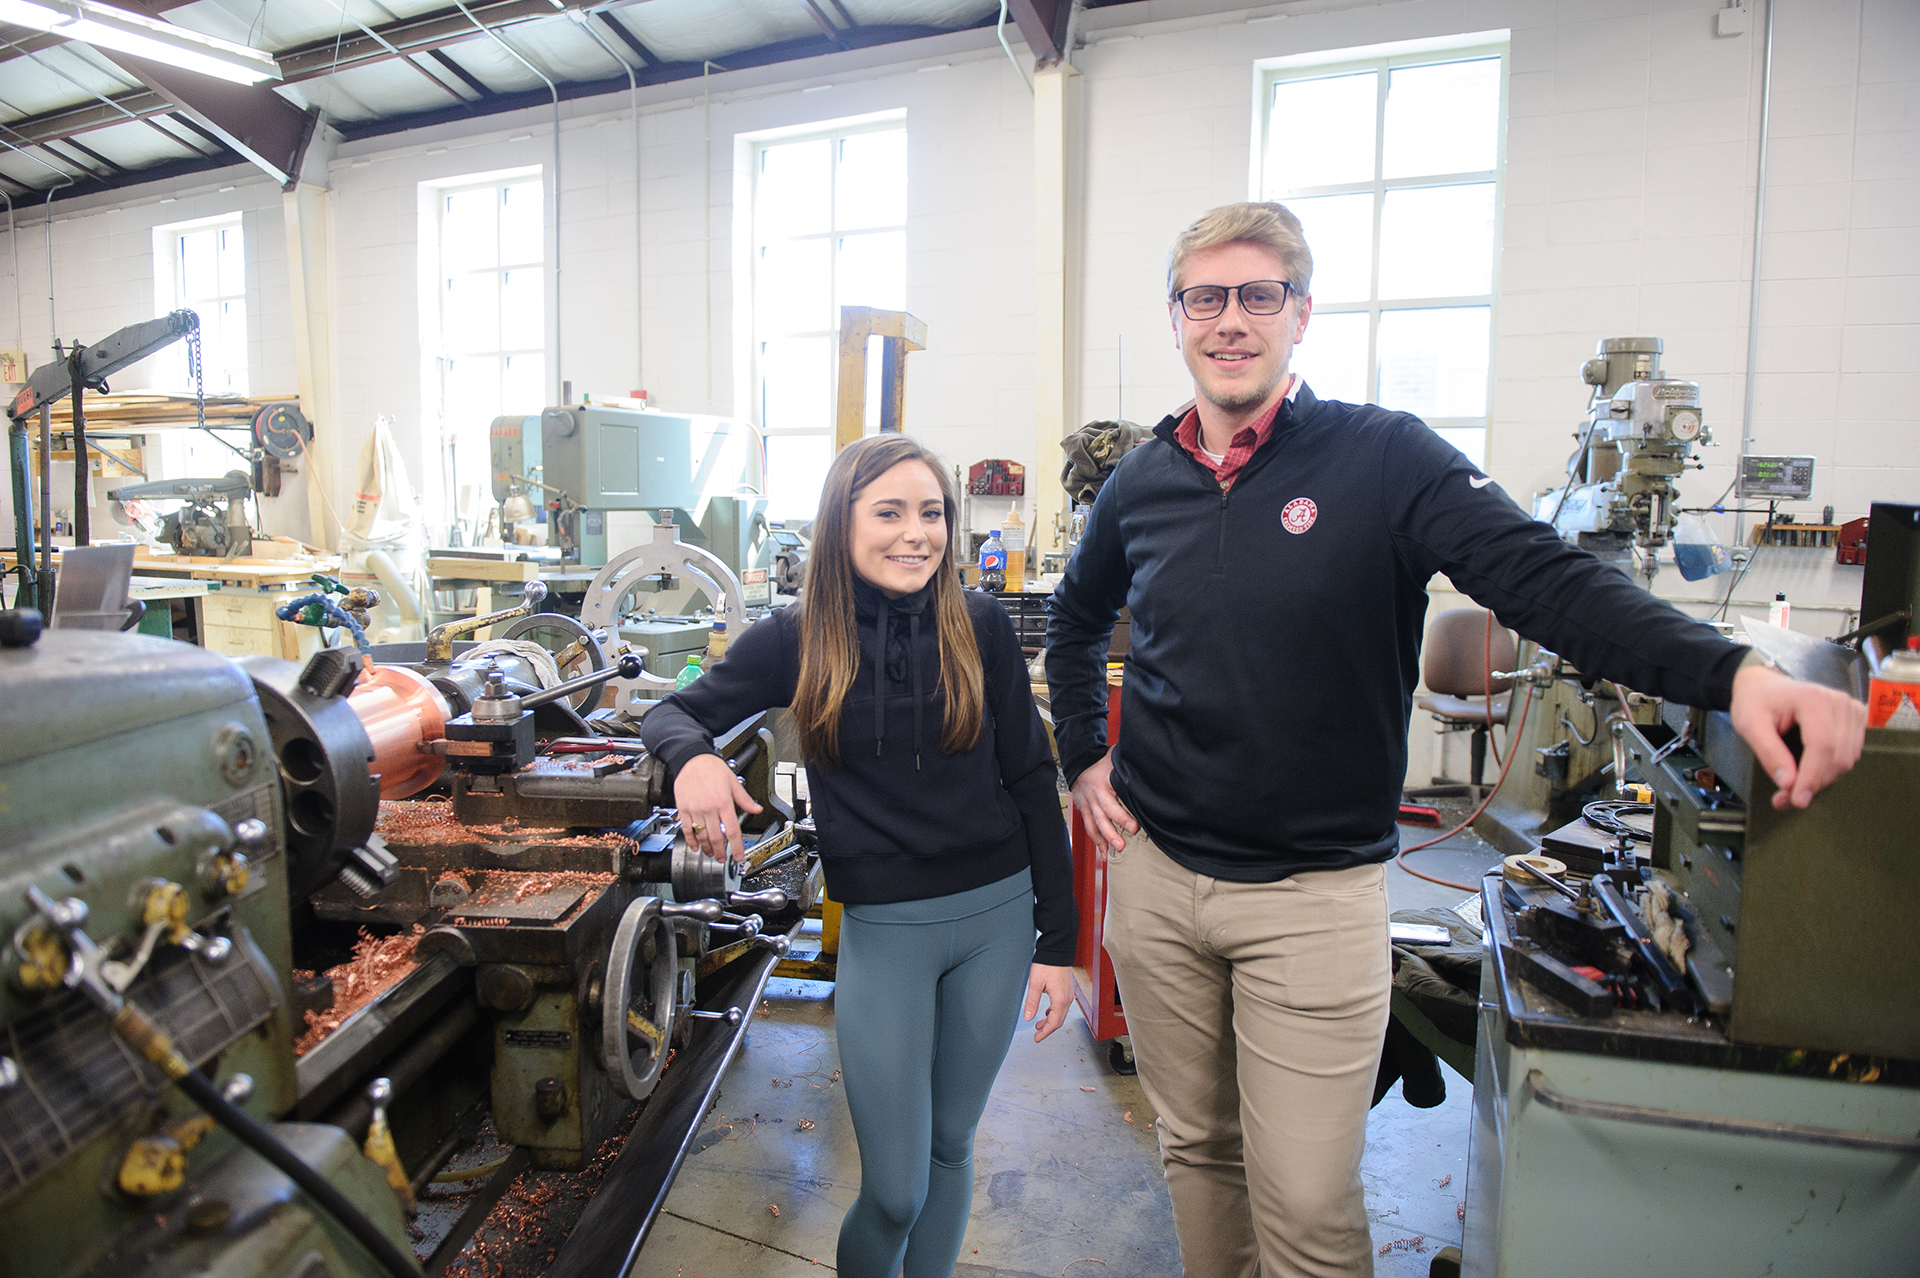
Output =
[{"x1": 1416, "y1": 608, "x2": 1517, "y2": 795}]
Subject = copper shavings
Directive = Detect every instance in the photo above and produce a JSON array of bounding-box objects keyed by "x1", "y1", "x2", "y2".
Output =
[
  {"x1": 376, "y1": 800, "x2": 639, "y2": 853},
  {"x1": 1379, "y1": 1236, "x2": 1429, "y2": 1256},
  {"x1": 443, "y1": 1123, "x2": 632, "y2": 1278},
  {"x1": 293, "y1": 926, "x2": 424, "y2": 1056}
]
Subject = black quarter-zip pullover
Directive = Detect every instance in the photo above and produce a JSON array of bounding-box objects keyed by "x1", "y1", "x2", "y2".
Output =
[
  {"x1": 1046, "y1": 382, "x2": 1747, "y2": 883},
  {"x1": 643, "y1": 580, "x2": 1077, "y2": 964}
]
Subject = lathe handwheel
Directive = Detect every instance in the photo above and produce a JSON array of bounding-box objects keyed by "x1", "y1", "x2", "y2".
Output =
[
  {"x1": 602, "y1": 896, "x2": 679, "y2": 1101},
  {"x1": 500, "y1": 612, "x2": 608, "y2": 712}
]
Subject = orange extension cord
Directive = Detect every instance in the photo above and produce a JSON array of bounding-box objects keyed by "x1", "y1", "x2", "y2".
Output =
[{"x1": 1395, "y1": 673, "x2": 1537, "y2": 893}]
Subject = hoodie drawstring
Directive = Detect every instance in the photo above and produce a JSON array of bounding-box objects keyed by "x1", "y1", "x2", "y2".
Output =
[
  {"x1": 909, "y1": 609, "x2": 923, "y2": 772},
  {"x1": 874, "y1": 594, "x2": 888, "y2": 757}
]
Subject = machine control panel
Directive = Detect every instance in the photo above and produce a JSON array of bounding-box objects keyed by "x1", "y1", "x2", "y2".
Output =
[{"x1": 1735, "y1": 454, "x2": 1816, "y2": 501}]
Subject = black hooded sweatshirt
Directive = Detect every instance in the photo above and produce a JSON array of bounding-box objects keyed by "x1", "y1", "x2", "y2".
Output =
[
  {"x1": 1046, "y1": 383, "x2": 1747, "y2": 883},
  {"x1": 641, "y1": 579, "x2": 1077, "y2": 966}
]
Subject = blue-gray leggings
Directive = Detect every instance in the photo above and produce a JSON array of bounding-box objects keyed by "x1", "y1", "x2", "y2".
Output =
[{"x1": 834, "y1": 867, "x2": 1035, "y2": 1278}]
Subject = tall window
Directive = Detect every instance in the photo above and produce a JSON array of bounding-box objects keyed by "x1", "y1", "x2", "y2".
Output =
[
  {"x1": 158, "y1": 215, "x2": 247, "y2": 395},
  {"x1": 431, "y1": 175, "x2": 545, "y2": 512},
  {"x1": 750, "y1": 120, "x2": 907, "y2": 520},
  {"x1": 1259, "y1": 43, "x2": 1506, "y2": 465}
]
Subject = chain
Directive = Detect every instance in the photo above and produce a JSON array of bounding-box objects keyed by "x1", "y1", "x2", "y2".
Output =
[
  {"x1": 182, "y1": 313, "x2": 248, "y2": 465},
  {"x1": 187, "y1": 318, "x2": 206, "y2": 436}
]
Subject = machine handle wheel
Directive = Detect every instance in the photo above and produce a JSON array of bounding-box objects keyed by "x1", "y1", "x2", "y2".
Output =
[{"x1": 602, "y1": 897, "x2": 679, "y2": 1101}]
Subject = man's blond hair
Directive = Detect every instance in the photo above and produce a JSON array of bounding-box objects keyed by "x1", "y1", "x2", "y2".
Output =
[{"x1": 1166, "y1": 202, "x2": 1313, "y2": 301}]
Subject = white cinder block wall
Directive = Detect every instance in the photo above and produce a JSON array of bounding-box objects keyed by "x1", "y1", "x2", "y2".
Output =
[{"x1": 2, "y1": 0, "x2": 1915, "y2": 781}]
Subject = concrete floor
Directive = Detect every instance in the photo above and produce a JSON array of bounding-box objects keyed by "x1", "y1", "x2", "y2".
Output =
[{"x1": 649, "y1": 813, "x2": 1502, "y2": 1278}]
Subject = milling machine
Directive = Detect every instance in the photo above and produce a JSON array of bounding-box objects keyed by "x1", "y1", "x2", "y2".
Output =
[
  {"x1": 1533, "y1": 336, "x2": 1708, "y2": 584},
  {"x1": 0, "y1": 559, "x2": 813, "y2": 1278}
]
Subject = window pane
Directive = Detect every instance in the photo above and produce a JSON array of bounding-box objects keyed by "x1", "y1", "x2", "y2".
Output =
[
  {"x1": 180, "y1": 230, "x2": 219, "y2": 302},
  {"x1": 764, "y1": 434, "x2": 832, "y2": 522},
  {"x1": 758, "y1": 140, "x2": 831, "y2": 239},
  {"x1": 217, "y1": 225, "x2": 244, "y2": 297},
  {"x1": 443, "y1": 188, "x2": 498, "y2": 270},
  {"x1": 1431, "y1": 426, "x2": 1487, "y2": 469},
  {"x1": 836, "y1": 231, "x2": 905, "y2": 312},
  {"x1": 1266, "y1": 72, "x2": 1377, "y2": 192},
  {"x1": 758, "y1": 239, "x2": 832, "y2": 334},
  {"x1": 500, "y1": 182, "x2": 543, "y2": 265},
  {"x1": 1284, "y1": 194, "x2": 1372, "y2": 303},
  {"x1": 1384, "y1": 58, "x2": 1500, "y2": 179},
  {"x1": 837, "y1": 131, "x2": 907, "y2": 230},
  {"x1": 445, "y1": 273, "x2": 500, "y2": 354},
  {"x1": 213, "y1": 298, "x2": 248, "y2": 394},
  {"x1": 1291, "y1": 310, "x2": 1369, "y2": 404},
  {"x1": 499, "y1": 269, "x2": 543, "y2": 351},
  {"x1": 1377, "y1": 306, "x2": 1489, "y2": 418},
  {"x1": 444, "y1": 355, "x2": 501, "y2": 434},
  {"x1": 501, "y1": 353, "x2": 545, "y2": 413},
  {"x1": 1378, "y1": 183, "x2": 1496, "y2": 299},
  {"x1": 760, "y1": 336, "x2": 833, "y2": 434}
]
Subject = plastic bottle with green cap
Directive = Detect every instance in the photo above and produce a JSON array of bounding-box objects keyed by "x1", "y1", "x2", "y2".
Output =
[{"x1": 675, "y1": 655, "x2": 703, "y2": 690}]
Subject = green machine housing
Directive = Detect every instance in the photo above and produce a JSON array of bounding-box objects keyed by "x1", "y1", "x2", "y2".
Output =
[
  {"x1": 0, "y1": 632, "x2": 410, "y2": 1278},
  {"x1": 489, "y1": 405, "x2": 773, "y2": 602}
]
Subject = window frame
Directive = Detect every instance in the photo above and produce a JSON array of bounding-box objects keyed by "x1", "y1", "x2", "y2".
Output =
[
  {"x1": 153, "y1": 212, "x2": 248, "y2": 396},
  {"x1": 418, "y1": 167, "x2": 547, "y2": 532},
  {"x1": 741, "y1": 113, "x2": 908, "y2": 522},
  {"x1": 1254, "y1": 38, "x2": 1509, "y2": 465}
]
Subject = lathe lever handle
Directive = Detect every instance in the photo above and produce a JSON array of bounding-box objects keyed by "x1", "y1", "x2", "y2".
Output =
[
  {"x1": 657, "y1": 899, "x2": 725, "y2": 923},
  {"x1": 726, "y1": 888, "x2": 789, "y2": 911},
  {"x1": 518, "y1": 653, "x2": 645, "y2": 710}
]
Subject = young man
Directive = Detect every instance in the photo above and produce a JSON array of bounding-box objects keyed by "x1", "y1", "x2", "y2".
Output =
[{"x1": 1044, "y1": 202, "x2": 1865, "y2": 1278}]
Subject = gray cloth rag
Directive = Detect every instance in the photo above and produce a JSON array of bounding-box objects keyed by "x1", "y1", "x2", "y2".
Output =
[{"x1": 1060, "y1": 419, "x2": 1153, "y2": 505}]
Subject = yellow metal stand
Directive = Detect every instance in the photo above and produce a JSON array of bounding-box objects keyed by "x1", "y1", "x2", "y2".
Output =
[
  {"x1": 775, "y1": 892, "x2": 841, "y2": 983},
  {"x1": 835, "y1": 307, "x2": 927, "y2": 452}
]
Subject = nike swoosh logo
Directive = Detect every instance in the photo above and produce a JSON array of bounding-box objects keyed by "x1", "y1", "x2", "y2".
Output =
[{"x1": 1469, "y1": 475, "x2": 1495, "y2": 488}]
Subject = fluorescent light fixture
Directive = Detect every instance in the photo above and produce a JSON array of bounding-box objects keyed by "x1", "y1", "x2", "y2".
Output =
[{"x1": 0, "y1": 0, "x2": 281, "y2": 85}]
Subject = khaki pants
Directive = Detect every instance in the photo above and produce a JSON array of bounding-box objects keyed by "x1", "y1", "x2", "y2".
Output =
[{"x1": 1103, "y1": 831, "x2": 1391, "y2": 1278}]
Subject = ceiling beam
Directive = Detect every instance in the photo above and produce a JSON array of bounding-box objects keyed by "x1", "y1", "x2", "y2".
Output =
[
  {"x1": 430, "y1": 48, "x2": 496, "y2": 98},
  {"x1": 1004, "y1": 0, "x2": 1070, "y2": 68},
  {"x1": 793, "y1": 0, "x2": 850, "y2": 51},
  {"x1": 595, "y1": 12, "x2": 659, "y2": 66},
  {"x1": 53, "y1": 133, "x2": 129, "y2": 174},
  {"x1": 101, "y1": 49, "x2": 318, "y2": 188},
  {"x1": 274, "y1": 0, "x2": 596, "y2": 84},
  {"x1": 2, "y1": 91, "x2": 172, "y2": 145},
  {"x1": 330, "y1": 21, "x2": 976, "y2": 142}
]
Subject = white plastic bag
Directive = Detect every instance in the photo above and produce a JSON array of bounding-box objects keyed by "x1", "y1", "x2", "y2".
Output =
[{"x1": 1673, "y1": 512, "x2": 1731, "y2": 581}]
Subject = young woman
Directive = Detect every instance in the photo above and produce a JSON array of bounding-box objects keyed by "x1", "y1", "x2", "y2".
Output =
[{"x1": 640, "y1": 433, "x2": 1078, "y2": 1278}]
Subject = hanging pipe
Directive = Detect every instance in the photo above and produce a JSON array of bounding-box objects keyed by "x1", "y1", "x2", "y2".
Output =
[
  {"x1": 574, "y1": 15, "x2": 645, "y2": 393},
  {"x1": 451, "y1": 0, "x2": 563, "y2": 404},
  {"x1": 1735, "y1": 0, "x2": 1777, "y2": 546}
]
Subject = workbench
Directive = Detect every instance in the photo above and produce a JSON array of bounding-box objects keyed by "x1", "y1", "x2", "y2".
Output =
[{"x1": 126, "y1": 550, "x2": 338, "y2": 660}]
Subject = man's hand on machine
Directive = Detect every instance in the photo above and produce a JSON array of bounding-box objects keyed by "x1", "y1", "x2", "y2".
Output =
[
  {"x1": 1024, "y1": 964, "x2": 1075, "y2": 1042},
  {"x1": 1728, "y1": 663, "x2": 1868, "y2": 810},
  {"x1": 673, "y1": 753, "x2": 764, "y2": 862},
  {"x1": 1070, "y1": 750, "x2": 1138, "y2": 853}
]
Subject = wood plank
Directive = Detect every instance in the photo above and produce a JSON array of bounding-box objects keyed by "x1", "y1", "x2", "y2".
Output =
[{"x1": 427, "y1": 557, "x2": 541, "y2": 583}]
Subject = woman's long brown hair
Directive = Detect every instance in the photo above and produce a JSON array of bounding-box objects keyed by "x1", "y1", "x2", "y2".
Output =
[{"x1": 792, "y1": 434, "x2": 984, "y2": 766}]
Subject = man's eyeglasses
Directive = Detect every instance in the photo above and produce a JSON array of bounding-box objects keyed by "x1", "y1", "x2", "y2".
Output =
[{"x1": 1172, "y1": 280, "x2": 1295, "y2": 322}]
